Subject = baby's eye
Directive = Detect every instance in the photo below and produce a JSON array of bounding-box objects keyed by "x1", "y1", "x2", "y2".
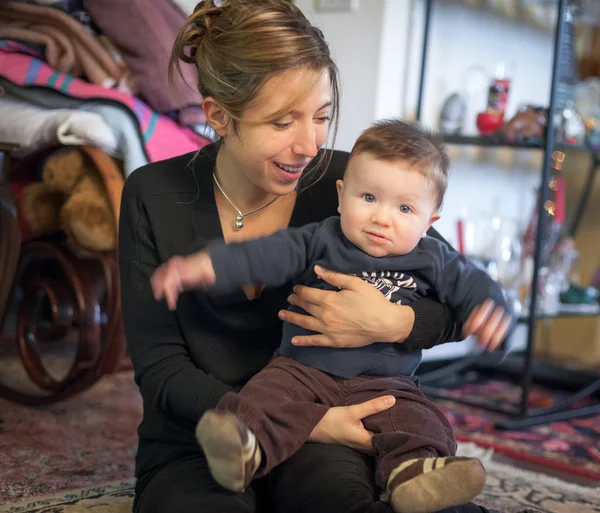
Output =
[
  {"x1": 399, "y1": 205, "x2": 412, "y2": 214},
  {"x1": 362, "y1": 194, "x2": 375, "y2": 203}
]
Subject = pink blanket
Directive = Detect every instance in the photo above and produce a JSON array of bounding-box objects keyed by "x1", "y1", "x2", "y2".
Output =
[{"x1": 0, "y1": 46, "x2": 210, "y2": 163}]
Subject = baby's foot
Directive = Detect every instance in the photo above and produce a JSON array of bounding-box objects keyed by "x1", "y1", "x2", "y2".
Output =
[
  {"x1": 195, "y1": 410, "x2": 261, "y2": 492},
  {"x1": 384, "y1": 456, "x2": 486, "y2": 513}
]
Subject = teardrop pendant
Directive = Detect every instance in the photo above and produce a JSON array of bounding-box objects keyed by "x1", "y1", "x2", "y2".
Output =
[{"x1": 235, "y1": 214, "x2": 244, "y2": 229}]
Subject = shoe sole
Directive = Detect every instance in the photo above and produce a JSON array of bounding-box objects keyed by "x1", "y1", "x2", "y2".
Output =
[
  {"x1": 391, "y1": 459, "x2": 486, "y2": 513},
  {"x1": 196, "y1": 411, "x2": 247, "y2": 492}
]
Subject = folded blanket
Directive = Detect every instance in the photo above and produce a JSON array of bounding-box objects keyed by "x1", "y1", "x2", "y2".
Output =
[
  {"x1": 0, "y1": 1, "x2": 122, "y2": 87},
  {"x1": 2, "y1": 77, "x2": 148, "y2": 175},
  {"x1": 0, "y1": 49, "x2": 210, "y2": 167},
  {"x1": 0, "y1": 95, "x2": 118, "y2": 157}
]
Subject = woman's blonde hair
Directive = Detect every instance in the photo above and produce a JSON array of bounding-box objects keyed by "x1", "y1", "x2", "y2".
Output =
[{"x1": 170, "y1": 0, "x2": 340, "y2": 187}]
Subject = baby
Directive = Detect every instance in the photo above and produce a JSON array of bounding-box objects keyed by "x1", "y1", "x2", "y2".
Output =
[{"x1": 151, "y1": 119, "x2": 510, "y2": 513}]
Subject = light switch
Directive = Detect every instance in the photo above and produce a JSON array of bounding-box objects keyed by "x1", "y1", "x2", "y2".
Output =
[{"x1": 314, "y1": 0, "x2": 359, "y2": 13}]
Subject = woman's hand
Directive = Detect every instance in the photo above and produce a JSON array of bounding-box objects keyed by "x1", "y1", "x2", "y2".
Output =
[
  {"x1": 279, "y1": 266, "x2": 414, "y2": 348},
  {"x1": 308, "y1": 395, "x2": 396, "y2": 453},
  {"x1": 463, "y1": 299, "x2": 512, "y2": 351}
]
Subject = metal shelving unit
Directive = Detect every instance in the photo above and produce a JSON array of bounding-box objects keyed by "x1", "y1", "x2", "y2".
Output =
[
  {"x1": 439, "y1": 134, "x2": 599, "y2": 236},
  {"x1": 416, "y1": 0, "x2": 600, "y2": 430}
]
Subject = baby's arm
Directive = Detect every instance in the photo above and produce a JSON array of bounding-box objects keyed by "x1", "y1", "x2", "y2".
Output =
[
  {"x1": 151, "y1": 222, "x2": 321, "y2": 310},
  {"x1": 150, "y1": 251, "x2": 216, "y2": 310},
  {"x1": 427, "y1": 240, "x2": 513, "y2": 347}
]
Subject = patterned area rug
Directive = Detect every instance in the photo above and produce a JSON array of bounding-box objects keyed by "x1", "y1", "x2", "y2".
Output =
[
  {"x1": 1, "y1": 457, "x2": 598, "y2": 513},
  {"x1": 0, "y1": 371, "x2": 141, "y2": 503},
  {"x1": 1, "y1": 369, "x2": 598, "y2": 512},
  {"x1": 435, "y1": 380, "x2": 600, "y2": 480}
]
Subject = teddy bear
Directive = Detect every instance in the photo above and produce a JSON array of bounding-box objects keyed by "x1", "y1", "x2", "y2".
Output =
[{"x1": 21, "y1": 146, "x2": 124, "y2": 252}]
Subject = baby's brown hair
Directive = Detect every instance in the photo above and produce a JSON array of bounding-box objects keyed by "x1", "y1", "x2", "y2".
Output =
[{"x1": 351, "y1": 119, "x2": 450, "y2": 209}]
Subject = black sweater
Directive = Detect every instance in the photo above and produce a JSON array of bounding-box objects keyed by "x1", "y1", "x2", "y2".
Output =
[{"x1": 119, "y1": 145, "x2": 462, "y2": 480}]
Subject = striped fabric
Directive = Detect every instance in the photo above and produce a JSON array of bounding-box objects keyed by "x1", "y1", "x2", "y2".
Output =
[{"x1": 0, "y1": 45, "x2": 211, "y2": 164}]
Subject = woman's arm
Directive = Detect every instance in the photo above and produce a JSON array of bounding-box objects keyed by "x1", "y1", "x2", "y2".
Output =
[
  {"x1": 403, "y1": 225, "x2": 462, "y2": 348},
  {"x1": 284, "y1": 266, "x2": 506, "y2": 351},
  {"x1": 280, "y1": 265, "x2": 462, "y2": 350},
  {"x1": 119, "y1": 170, "x2": 232, "y2": 427},
  {"x1": 403, "y1": 297, "x2": 461, "y2": 350}
]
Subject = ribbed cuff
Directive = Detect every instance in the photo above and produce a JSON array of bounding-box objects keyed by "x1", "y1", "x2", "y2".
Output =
[{"x1": 403, "y1": 299, "x2": 448, "y2": 350}]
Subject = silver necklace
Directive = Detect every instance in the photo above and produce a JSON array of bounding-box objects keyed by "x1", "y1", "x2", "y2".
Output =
[{"x1": 213, "y1": 172, "x2": 280, "y2": 229}]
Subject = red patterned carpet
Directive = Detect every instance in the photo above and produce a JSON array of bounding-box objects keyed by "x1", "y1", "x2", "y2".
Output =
[
  {"x1": 435, "y1": 380, "x2": 600, "y2": 481},
  {"x1": 0, "y1": 372, "x2": 141, "y2": 503}
]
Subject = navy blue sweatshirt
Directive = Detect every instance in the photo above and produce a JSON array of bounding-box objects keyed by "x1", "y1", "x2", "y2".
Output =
[{"x1": 207, "y1": 216, "x2": 507, "y2": 379}]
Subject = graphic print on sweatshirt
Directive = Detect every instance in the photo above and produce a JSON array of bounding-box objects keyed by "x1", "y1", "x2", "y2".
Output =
[{"x1": 357, "y1": 271, "x2": 417, "y2": 304}]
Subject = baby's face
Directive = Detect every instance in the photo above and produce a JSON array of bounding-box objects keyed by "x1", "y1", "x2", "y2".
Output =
[{"x1": 336, "y1": 153, "x2": 440, "y2": 258}]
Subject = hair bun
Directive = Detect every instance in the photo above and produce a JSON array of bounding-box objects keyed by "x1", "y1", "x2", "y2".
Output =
[{"x1": 177, "y1": 1, "x2": 222, "y2": 64}]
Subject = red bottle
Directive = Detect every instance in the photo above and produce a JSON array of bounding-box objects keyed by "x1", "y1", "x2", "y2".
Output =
[
  {"x1": 486, "y1": 62, "x2": 511, "y2": 119},
  {"x1": 476, "y1": 62, "x2": 511, "y2": 135}
]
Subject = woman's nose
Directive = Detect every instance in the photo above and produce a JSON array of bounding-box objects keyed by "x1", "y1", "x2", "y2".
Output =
[{"x1": 292, "y1": 124, "x2": 318, "y2": 157}]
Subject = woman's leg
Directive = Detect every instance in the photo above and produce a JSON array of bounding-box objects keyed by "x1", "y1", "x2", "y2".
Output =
[
  {"x1": 270, "y1": 442, "x2": 498, "y2": 513},
  {"x1": 134, "y1": 453, "x2": 267, "y2": 513},
  {"x1": 269, "y1": 442, "x2": 392, "y2": 513}
]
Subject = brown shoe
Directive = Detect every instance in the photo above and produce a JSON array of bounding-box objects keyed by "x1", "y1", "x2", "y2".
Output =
[
  {"x1": 385, "y1": 456, "x2": 486, "y2": 513},
  {"x1": 195, "y1": 410, "x2": 261, "y2": 492}
]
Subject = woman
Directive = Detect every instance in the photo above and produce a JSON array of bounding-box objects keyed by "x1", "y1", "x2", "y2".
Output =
[{"x1": 119, "y1": 1, "x2": 508, "y2": 512}]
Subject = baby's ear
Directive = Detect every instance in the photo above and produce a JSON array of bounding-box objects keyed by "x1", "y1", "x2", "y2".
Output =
[
  {"x1": 423, "y1": 211, "x2": 441, "y2": 237},
  {"x1": 336, "y1": 179, "x2": 344, "y2": 214}
]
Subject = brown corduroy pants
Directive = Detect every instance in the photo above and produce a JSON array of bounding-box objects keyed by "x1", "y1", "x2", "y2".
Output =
[{"x1": 216, "y1": 355, "x2": 457, "y2": 490}]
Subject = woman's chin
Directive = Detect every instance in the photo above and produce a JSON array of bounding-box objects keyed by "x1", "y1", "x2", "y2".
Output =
[{"x1": 266, "y1": 177, "x2": 301, "y2": 196}]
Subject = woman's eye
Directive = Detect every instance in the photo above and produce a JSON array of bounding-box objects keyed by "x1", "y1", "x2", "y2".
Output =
[
  {"x1": 362, "y1": 194, "x2": 375, "y2": 203},
  {"x1": 315, "y1": 115, "x2": 332, "y2": 123},
  {"x1": 273, "y1": 121, "x2": 292, "y2": 129},
  {"x1": 399, "y1": 205, "x2": 412, "y2": 214}
]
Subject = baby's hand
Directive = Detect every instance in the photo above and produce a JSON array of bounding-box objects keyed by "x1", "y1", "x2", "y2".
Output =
[
  {"x1": 150, "y1": 251, "x2": 216, "y2": 310},
  {"x1": 463, "y1": 299, "x2": 512, "y2": 351}
]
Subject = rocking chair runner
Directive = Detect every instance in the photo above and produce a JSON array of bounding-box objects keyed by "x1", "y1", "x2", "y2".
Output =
[{"x1": 0, "y1": 142, "x2": 128, "y2": 406}]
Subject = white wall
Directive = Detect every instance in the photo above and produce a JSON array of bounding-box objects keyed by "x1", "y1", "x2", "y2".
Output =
[
  {"x1": 296, "y1": 0, "x2": 402, "y2": 151},
  {"x1": 374, "y1": 0, "x2": 413, "y2": 120},
  {"x1": 297, "y1": 0, "x2": 414, "y2": 150}
]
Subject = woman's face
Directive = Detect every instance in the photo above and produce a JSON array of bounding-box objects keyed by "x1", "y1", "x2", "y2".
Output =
[{"x1": 220, "y1": 69, "x2": 332, "y2": 197}]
